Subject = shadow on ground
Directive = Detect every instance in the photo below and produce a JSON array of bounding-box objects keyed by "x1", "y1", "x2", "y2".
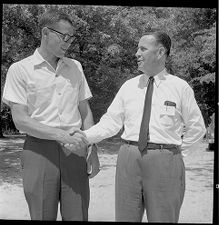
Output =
[
  {"x1": 0, "y1": 136, "x2": 122, "y2": 186},
  {"x1": 0, "y1": 136, "x2": 214, "y2": 189},
  {"x1": 0, "y1": 136, "x2": 25, "y2": 185}
]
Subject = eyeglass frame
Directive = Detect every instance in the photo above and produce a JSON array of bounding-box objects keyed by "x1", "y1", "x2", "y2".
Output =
[{"x1": 46, "y1": 27, "x2": 75, "y2": 43}]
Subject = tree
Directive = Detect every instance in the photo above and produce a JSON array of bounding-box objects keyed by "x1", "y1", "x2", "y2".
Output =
[
  {"x1": 1, "y1": 4, "x2": 43, "y2": 134},
  {"x1": 1, "y1": 4, "x2": 216, "y2": 133}
]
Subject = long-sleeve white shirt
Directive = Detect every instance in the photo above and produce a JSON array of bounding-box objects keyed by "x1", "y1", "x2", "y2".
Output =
[{"x1": 84, "y1": 69, "x2": 206, "y2": 155}]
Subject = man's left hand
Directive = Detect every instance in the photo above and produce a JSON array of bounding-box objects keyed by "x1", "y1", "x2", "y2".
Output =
[{"x1": 87, "y1": 144, "x2": 100, "y2": 178}]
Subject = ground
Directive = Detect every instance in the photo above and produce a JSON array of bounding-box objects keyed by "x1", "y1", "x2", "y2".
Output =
[{"x1": 0, "y1": 136, "x2": 214, "y2": 222}]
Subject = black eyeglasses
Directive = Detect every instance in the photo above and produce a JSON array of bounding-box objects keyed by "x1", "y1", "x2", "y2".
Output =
[{"x1": 46, "y1": 27, "x2": 75, "y2": 43}]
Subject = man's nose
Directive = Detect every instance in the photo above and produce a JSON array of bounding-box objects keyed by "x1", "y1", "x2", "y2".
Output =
[
  {"x1": 64, "y1": 42, "x2": 71, "y2": 48},
  {"x1": 135, "y1": 49, "x2": 140, "y2": 57},
  {"x1": 63, "y1": 40, "x2": 71, "y2": 46}
]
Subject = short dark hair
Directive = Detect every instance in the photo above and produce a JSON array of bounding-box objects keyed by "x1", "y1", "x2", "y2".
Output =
[
  {"x1": 38, "y1": 8, "x2": 73, "y2": 32},
  {"x1": 144, "y1": 31, "x2": 171, "y2": 57}
]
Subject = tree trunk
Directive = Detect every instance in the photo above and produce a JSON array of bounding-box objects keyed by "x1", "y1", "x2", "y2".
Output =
[{"x1": 0, "y1": 125, "x2": 4, "y2": 138}]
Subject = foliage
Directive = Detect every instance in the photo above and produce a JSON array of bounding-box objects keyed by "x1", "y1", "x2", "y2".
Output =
[
  {"x1": 0, "y1": 104, "x2": 18, "y2": 134},
  {"x1": 1, "y1": 4, "x2": 216, "y2": 134}
]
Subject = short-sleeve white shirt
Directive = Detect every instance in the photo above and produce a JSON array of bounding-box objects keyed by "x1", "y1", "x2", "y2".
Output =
[{"x1": 2, "y1": 49, "x2": 92, "y2": 133}]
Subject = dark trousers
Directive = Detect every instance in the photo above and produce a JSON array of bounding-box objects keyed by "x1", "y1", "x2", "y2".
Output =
[
  {"x1": 115, "y1": 144, "x2": 185, "y2": 222},
  {"x1": 21, "y1": 135, "x2": 89, "y2": 221}
]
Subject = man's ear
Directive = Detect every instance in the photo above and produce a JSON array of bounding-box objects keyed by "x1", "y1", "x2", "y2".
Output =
[
  {"x1": 158, "y1": 46, "x2": 166, "y2": 59},
  {"x1": 41, "y1": 27, "x2": 48, "y2": 38}
]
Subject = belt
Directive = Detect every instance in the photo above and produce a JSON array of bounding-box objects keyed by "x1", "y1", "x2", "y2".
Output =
[{"x1": 122, "y1": 140, "x2": 181, "y2": 154}]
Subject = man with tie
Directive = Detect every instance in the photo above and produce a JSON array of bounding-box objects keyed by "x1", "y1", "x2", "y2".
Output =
[{"x1": 83, "y1": 31, "x2": 206, "y2": 222}]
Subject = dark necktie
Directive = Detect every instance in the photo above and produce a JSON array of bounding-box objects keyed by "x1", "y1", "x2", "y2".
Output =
[{"x1": 138, "y1": 76, "x2": 154, "y2": 152}]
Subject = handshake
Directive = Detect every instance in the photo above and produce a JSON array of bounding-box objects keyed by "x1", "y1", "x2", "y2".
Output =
[
  {"x1": 60, "y1": 129, "x2": 100, "y2": 178},
  {"x1": 61, "y1": 130, "x2": 89, "y2": 157}
]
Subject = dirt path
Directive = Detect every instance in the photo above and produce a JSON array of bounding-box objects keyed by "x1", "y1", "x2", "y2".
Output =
[{"x1": 0, "y1": 138, "x2": 214, "y2": 222}]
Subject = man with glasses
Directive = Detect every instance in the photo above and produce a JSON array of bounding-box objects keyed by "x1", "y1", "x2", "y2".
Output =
[
  {"x1": 46, "y1": 26, "x2": 75, "y2": 43},
  {"x1": 2, "y1": 8, "x2": 99, "y2": 221}
]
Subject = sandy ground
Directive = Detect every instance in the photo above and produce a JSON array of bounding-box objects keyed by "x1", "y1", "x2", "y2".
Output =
[{"x1": 0, "y1": 138, "x2": 214, "y2": 222}]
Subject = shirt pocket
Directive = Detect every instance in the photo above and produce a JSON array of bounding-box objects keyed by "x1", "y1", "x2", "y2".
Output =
[
  {"x1": 27, "y1": 84, "x2": 54, "y2": 108},
  {"x1": 159, "y1": 105, "x2": 177, "y2": 128},
  {"x1": 62, "y1": 79, "x2": 79, "y2": 104}
]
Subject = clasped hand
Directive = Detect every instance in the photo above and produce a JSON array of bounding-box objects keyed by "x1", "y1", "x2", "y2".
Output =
[
  {"x1": 62, "y1": 130, "x2": 88, "y2": 157},
  {"x1": 61, "y1": 130, "x2": 100, "y2": 178}
]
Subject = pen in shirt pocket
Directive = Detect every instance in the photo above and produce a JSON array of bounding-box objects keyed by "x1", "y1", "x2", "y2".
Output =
[{"x1": 164, "y1": 100, "x2": 176, "y2": 110}]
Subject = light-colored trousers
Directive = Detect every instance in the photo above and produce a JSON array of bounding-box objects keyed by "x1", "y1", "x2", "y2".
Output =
[{"x1": 115, "y1": 144, "x2": 185, "y2": 222}]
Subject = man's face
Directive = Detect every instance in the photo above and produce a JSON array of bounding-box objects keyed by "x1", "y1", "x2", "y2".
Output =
[
  {"x1": 135, "y1": 35, "x2": 161, "y2": 73},
  {"x1": 45, "y1": 20, "x2": 74, "y2": 58}
]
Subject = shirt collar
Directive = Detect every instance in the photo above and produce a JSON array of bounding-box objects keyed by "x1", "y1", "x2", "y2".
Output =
[
  {"x1": 32, "y1": 48, "x2": 46, "y2": 65},
  {"x1": 32, "y1": 48, "x2": 67, "y2": 67},
  {"x1": 153, "y1": 69, "x2": 167, "y2": 87},
  {"x1": 142, "y1": 68, "x2": 167, "y2": 87}
]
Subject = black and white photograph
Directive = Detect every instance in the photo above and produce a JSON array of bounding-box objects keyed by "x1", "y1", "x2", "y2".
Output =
[{"x1": 0, "y1": 3, "x2": 217, "y2": 223}]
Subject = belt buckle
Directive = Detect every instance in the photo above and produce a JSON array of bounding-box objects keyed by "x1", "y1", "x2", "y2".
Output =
[{"x1": 127, "y1": 141, "x2": 132, "y2": 145}]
